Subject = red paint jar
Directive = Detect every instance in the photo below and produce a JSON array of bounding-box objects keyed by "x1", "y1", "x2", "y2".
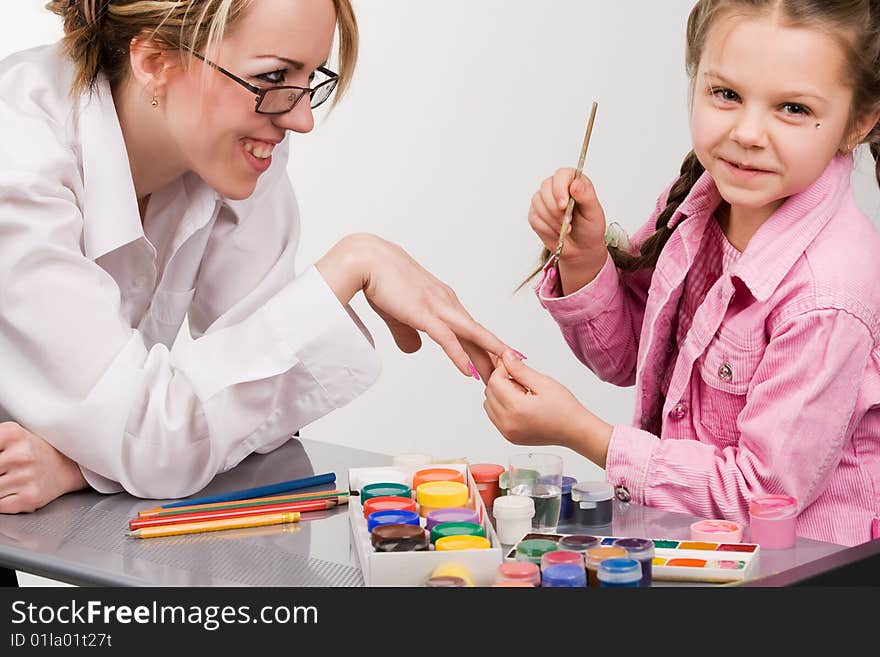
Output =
[{"x1": 469, "y1": 463, "x2": 505, "y2": 511}]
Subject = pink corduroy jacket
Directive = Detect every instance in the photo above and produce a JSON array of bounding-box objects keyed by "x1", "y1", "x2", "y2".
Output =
[{"x1": 536, "y1": 154, "x2": 880, "y2": 546}]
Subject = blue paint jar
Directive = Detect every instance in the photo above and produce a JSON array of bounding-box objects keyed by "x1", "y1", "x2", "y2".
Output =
[
  {"x1": 558, "y1": 476, "x2": 579, "y2": 524},
  {"x1": 541, "y1": 563, "x2": 587, "y2": 587},
  {"x1": 366, "y1": 509, "x2": 421, "y2": 533},
  {"x1": 597, "y1": 558, "x2": 642, "y2": 588}
]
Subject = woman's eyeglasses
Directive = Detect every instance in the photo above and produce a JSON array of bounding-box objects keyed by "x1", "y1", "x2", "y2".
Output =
[{"x1": 191, "y1": 51, "x2": 339, "y2": 115}]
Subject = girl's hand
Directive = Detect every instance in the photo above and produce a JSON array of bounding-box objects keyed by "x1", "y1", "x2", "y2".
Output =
[
  {"x1": 317, "y1": 233, "x2": 511, "y2": 382},
  {"x1": 528, "y1": 168, "x2": 610, "y2": 293},
  {"x1": 0, "y1": 422, "x2": 88, "y2": 513},
  {"x1": 483, "y1": 352, "x2": 613, "y2": 467}
]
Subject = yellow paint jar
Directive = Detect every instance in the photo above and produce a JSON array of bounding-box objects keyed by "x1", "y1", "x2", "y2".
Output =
[{"x1": 416, "y1": 481, "x2": 469, "y2": 518}]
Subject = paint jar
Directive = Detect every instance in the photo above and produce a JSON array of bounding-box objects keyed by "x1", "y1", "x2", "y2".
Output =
[
  {"x1": 571, "y1": 481, "x2": 614, "y2": 527},
  {"x1": 425, "y1": 507, "x2": 480, "y2": 534},
  {"x1": 498, "y1": 471, "x2": 509, "y2": 496},
  {"x1": 558, "y1": 476, "x2": 579, "y2": 524},
  {"x1": 749, "y1": 494, "x2": 798, "y2": 549},
  {"x1": 690, "y1": 519, "x2": 744, "y2": 543},
  {"x1": 392, "y1": 453, "x2": 433, "y2": 470},
  {"x1": 349, "y1": 467, "x2": 409, "y2": 492},
  {"x1": 541, "y1": 550, "x2": 584, "y2": 571},
  {"x1": 430, "y1": 562, "x2": 474, "y2": 586},
  {"x1": 470, "y1": 463, "x2": 506, "y2": 512},
  {"x1": 514, "y1": 538, "x2": 559, "y2": 565},
  {"x1": 430, "y1": 521, "x2": 486, "y2": 545},
  {"x1": 492, "y1": 495, "x2": 535, "y2": 545},
  {"x1": 584, "y1": 546, "x2": 627, "y2": 588},
  {"x1": 362, "y1": 495, "x2": 417, "y2": 520},
  {"x1": 360, "y1": 482, "x2": 412, "y2": 507},
  {"x1": 412, "y1": 467, "x2": 465, "y2": 492},
  {"x1": 598, "y1": 558, "x2": 642, "y2": 587},
  {"x1": 558, "y1": 534, "x2": 600, "y2": 556},
  {"x1": 425, "y1": 576, "x2": 468, "y2": 587},
  {"x1": 495, "y1": 560, "x2": 541, "y2": 587},
  {"x1": 366, "y1": 509, "x2": 421, "y2": 533},
  {"x1": 541, "y1": 564, "x2": 587, "y2": 587},
  {"x1": 492, "y1": 581, "x2": 534, "y2": 587},
  {"x1": 370, "y1": 524, "x2": 429, "y2": 552},
  {"x1": 612, "y1": 537, "x2": 655, "y2": 587},
  {"x1": 435, "y1": 535, "x2": 491, "y2": 551},
  {"x1": 416, "y1": 481, "x2": 470, "y2": 518}
]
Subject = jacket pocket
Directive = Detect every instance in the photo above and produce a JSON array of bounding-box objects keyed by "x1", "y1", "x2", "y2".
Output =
[{"x1": 697, "y1": 328, "x2": 764, "y2": 444}]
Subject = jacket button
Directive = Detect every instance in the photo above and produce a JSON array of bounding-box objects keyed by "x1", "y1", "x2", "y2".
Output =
[
  {"x1": 670, "y1": 402, "x2": 688, "y2": 420},
  {"x1": 615, "y1": 485, "x2": 631, "y2": 503},
  {"x1": 718, "y1": 362, "x2": 733, "y2": 383}
]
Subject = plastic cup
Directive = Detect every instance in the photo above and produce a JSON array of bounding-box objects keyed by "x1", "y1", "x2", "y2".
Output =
[{"x1": 508, "y1": 453, "x2": 563, "y2": 532}]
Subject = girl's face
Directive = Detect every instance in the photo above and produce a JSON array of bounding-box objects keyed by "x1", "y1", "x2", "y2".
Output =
[
  {"x1": 690, "y1": 14, "x2": 856, "y2": 222},
  {"x1": 162, "y1": 0, "x2": 337, "y2": 200}
]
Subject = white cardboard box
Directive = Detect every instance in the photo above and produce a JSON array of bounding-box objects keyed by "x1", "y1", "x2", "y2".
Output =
[{"x1": 348, "y1": 463, "x2": 503, "y2": 587}]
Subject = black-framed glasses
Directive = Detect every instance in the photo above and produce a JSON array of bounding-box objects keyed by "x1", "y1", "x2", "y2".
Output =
[{"x1": 190, "y1": 51, "x2": 339, "y2": 115}]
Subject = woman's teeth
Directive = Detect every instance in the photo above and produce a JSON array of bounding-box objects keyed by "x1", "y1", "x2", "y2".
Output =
[{"x1": 243, "y1": 141, "x2": 273, "y2": 159}]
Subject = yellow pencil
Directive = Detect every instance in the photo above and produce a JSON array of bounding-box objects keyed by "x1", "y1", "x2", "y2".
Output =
[{"x1": 127, "y1": 511, "x2": 301, "y2": 539}]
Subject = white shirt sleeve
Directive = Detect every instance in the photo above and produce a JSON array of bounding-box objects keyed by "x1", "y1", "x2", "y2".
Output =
[{"x1": 0, "y1": 100, "x2": 381, "y2": 499}]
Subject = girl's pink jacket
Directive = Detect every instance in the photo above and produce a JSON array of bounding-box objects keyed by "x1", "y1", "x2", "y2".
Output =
[{"x1": 536, "y1": 155, "x2": 880, "y2": 546}]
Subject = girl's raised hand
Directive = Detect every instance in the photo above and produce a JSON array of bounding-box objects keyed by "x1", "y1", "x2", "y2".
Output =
[{"x1": 528, "y1": 168, "x2": 610, "y2": 293}]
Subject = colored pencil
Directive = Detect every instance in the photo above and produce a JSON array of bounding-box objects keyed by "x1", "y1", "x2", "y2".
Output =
[
  {"x1": 156, "y1": 472, "x2": 336, "y2": 510},
  {"x1": 137, "y1": 489, "x2": 349, "y2": 518},
  {"x1": 552, "y1": 101, "x2": 599, "y2": 263},
  {"x1": 127, "y1": 511, "x2": 301, "y2": 539},
  {"x1": 129, "y1": 498, "x2": 345, "y2": 530}
]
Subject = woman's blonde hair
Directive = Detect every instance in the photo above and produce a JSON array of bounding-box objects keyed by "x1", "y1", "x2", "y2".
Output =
[{"x1": 46, "y1": 0, "x2": 358, "y2": 105}]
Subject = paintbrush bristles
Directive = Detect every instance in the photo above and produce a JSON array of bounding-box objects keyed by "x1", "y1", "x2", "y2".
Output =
[{"x1": 553, "y1": 101, "x2": 599, "y2": 262}]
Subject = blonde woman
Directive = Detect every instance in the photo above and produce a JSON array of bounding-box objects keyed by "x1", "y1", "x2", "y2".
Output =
[{"x1": 0, "y1": 0, "x2": 510, "y2": 510}]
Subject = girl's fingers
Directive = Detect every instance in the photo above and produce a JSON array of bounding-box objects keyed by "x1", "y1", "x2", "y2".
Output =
[
  {"x1": 552, "y1": 168, "x2": 576, "y2": 210},
  {"x1": 531, "y1": 190, "x2": 554, "y2": 229},
  {"x1": 540, "y1": 176, "x2": 564, "y2": 216}
]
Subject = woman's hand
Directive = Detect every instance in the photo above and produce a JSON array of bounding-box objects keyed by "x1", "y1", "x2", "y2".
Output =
[
  {"x1": 0, "y1": 422, "x2": 88, "y2": 513},
  {"x1": 529, "y1": 168, "x2": 610, "y2": 294},
  {"x1": 483, "y1": 351, "x2": 613, "y2": 467},
  {"x1": 316, "y1": 233, "x2": 514, "y2": 382}
]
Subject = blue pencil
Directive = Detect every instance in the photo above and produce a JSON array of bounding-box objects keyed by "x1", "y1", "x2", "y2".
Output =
[{"x1": 160, "y1": 472, "x2": 337, "y2": 509}]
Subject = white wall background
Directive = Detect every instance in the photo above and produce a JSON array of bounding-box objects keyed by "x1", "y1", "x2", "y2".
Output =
[{"x1": 3, "y1": 0, "x2": 879, "y2": 486}]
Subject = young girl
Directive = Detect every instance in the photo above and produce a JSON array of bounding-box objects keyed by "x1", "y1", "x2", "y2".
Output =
[
  {"x1": 485, "y1": 0, "x2": 880, "y2": 546},
  {"x1": 0, "y1": 0, "x2": 510, "y2": 511}
]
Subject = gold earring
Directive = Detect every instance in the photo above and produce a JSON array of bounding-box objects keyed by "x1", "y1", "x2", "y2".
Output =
[{"x1": 151, "y1": 94, "x2": 159, "y2": 108}]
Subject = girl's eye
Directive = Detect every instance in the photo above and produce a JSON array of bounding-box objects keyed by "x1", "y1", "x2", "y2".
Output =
[
  {"x1": 782, "y1": 102, "x2": 811, "y2": 117},
  {"x1": 255, "y1": 69, "x2": 287, "y2": 85},
  {"x1": 711, "y1": 87, "x2": 740, "y2": 103}
]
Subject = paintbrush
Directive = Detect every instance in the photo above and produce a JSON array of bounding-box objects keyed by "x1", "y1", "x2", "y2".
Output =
[{"x1": 551, "y1": 101, "x2": 599, "y2": 264}]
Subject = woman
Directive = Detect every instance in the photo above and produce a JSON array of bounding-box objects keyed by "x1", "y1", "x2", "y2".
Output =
[{"x1": 0, "y1": 0, "x2": 510, "y2": 510}]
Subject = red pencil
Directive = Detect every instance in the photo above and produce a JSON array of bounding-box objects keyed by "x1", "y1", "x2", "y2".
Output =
[{"x1": 128, "y1": 498, "x2": 345, "y2": 530}]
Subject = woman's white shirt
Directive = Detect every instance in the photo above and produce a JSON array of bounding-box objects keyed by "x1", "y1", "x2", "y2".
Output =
[{"x1": 0, "y1": 44, "x2": 381, "y2": 498}]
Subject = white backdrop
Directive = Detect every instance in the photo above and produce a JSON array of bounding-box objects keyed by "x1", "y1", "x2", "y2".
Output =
[{"x1": 3, "y1": 1, "x2": 879, "y2": 484}]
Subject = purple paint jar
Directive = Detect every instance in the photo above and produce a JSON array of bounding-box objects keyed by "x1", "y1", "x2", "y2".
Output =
[
  {"x1": 612, "y1": 537, "x2": 655, "y2": 587},
  {"x1": 425, "y1": 507, "x2": 480, "y2": 533}
]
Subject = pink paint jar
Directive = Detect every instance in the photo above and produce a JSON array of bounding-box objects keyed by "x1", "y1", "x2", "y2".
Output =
[
  {"x1": 748, "y1": 494, "x2": 798, "y2": 549},
  {"x1": 690, "y1": 519, "x2": 744, "y2": 543}
]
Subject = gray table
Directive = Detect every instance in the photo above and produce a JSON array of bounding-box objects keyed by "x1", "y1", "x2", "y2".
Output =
[{"x1": 0, "y1": 437, "x2": 847, "y2": 586}]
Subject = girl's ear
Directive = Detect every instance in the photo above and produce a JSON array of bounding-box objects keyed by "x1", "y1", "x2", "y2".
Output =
[{"x1": 842, "y1": 108, "x2": 880, "y2": 153}]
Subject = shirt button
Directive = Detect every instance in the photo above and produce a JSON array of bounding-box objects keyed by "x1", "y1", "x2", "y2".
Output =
[
  {"x1": 718, "y1": 362, "x2": 734, "y2": 383},
  {"x1": 615, "y1": 485, "x2": 632, "y2": 503},
  {"x1": 670, "y1": 402, "x2": 689, "y2": 420},
  {"x1": 133, "y1": 275, "x2": 148, "y2": 288}
]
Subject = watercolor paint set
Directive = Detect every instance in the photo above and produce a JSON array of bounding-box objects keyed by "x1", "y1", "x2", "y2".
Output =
[{"x1": 507, "y1": 532, "x2": 761, "y2": 583}]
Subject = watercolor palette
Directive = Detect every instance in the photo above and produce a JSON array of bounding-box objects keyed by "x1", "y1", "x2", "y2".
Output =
[{"x1": 506, "y1": 533, "x2": 761, "y2": 583}]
